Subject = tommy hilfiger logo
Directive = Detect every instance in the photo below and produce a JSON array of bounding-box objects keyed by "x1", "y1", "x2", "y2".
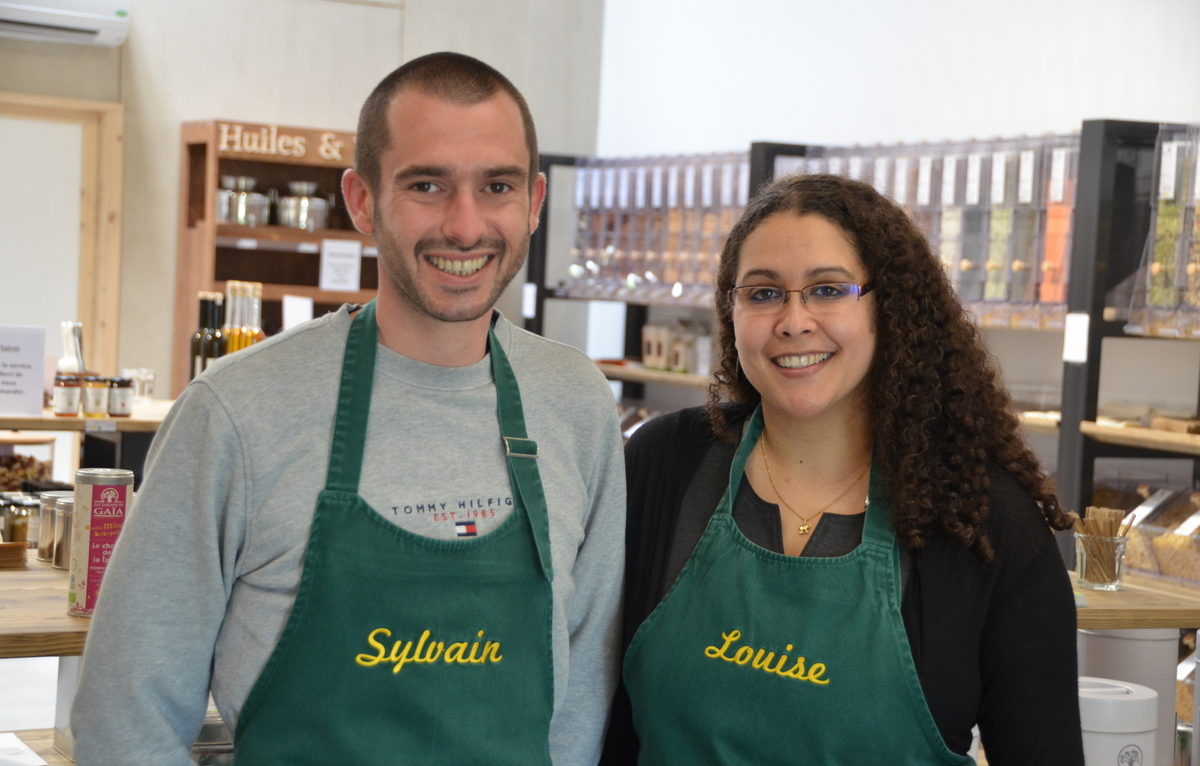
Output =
[{"x1": 455, "y1": 521, "x2": 478, "y2": 537}]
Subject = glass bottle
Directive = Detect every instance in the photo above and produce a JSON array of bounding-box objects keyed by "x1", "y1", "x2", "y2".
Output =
[{"x1": 190, "y1": 292, "x2": 215, "y2": 380}]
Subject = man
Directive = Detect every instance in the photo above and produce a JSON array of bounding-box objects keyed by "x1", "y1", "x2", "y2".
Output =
[{"x1": 72, "y1": 52, "x2": 625, "y2": 765}]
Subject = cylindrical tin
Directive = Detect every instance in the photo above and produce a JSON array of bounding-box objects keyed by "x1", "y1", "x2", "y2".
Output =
[
  {"x1": 38, "y1": 491, "x2": 74, "y2": 562},
  {"x1": 52, "y1": 497, "x2": 74, "y2": 569},
  {"x1": 69, "y1": 468, "x2": 135, "y2": 616}
]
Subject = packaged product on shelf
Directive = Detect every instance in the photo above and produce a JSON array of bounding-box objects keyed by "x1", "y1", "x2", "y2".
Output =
[
  {"x1": 1039, "y1": 137, "x2": 1078, "y2": 327},
  {"x1": 984, "y1": 147, "x2": 1012, "y2": 316},
  {"x1": 1141, "y1": 131, "x2": 1190, "y2": 336},
  {"x1": 1007, "y1": 144, "x2": 1045, "y2": 328},
  {"x1": 565, "y1": 160, "x2": 592, "y2": 294},
  {"x1": 624, "y1": 163, "x2": 649, "y2": 293},
  {"x1": 937, "y1": 151, "x2": 964, "y2": 284},
  {"x1": 81, "y1": 376, "x2": 109, "y2": 418},
  {"x1": 68, "y1": 468, "x2": 134, "y2": 616},
  {"x1": 912, "y1": 152, "x2": 941, "y2": 249},
  {"x1": 643, "y1": 162, "x2": 667, "y2": 292},
  {"x1": 1184, "y1": 127, "x2": 1200, "y2": 336},
  {"x1": 676, "y1": 160, "x2": 701, "y2": 293},
  {"x1": 107, "y1": 376, "x2": 134, "y2": 417},
  {"x1": 958, "y1": 150, "x2": 990, "y2": 305},
  {"x1": 695, "y1": 159, "x2": 719, "y2": 290},
  {"x1": 52, "y1": 373, "x2": 81, "y2": 416},
  {"x1": 662, "y1": 161, "x2": 683, "y2": 293}
]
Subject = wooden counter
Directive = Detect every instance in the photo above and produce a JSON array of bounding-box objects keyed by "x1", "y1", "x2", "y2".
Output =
[
  {"x1": 0, "y1": 400, "x2": 174, "y2": 435},
  {"x1": 1074, "y1": 570, "x2": 1200, "y2": 630},
  {"x1": 0, "y1": 551, "x2": 88, "y2": 659},
  {"x1": 10, "y1": 729, "x2": 72, "y2": 765}
]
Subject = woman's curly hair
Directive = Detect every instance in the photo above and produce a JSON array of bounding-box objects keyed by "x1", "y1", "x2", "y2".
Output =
[{"x1": 705, "y1": 173, "x2": 1072, "y2": 561}]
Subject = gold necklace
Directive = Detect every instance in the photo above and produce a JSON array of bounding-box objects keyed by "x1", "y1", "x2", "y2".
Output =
[{"x1": 759, "y1": 434, "x2": 870, "y2": 536}]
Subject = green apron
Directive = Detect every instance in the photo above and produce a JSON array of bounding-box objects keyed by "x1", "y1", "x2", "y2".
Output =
[
  {"x1": 623, "y1": 406, "x2": 972, "y2": 765},
  {"x1": 233, "y1": 301, "x2": 555, "y2": 765}
]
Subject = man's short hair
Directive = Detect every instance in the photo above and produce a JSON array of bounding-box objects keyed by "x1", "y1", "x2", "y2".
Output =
[{"x1": 355, "y1": 51, "x2": 539, "y2": 193}]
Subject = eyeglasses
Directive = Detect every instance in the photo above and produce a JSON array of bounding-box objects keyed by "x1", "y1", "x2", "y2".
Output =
[{"x1": 728, "y1": 282, "x2": 874, "y2": 314}]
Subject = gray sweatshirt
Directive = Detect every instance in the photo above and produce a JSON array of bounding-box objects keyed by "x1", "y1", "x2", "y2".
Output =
[{"x1": 71, "y1": 307, "x2": 626, "y2": 766}]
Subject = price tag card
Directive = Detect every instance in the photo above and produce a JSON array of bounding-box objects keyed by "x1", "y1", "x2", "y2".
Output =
[
  {"x1": 319, "y1": 239, "x2": 363, "y2": 292},
  {"x1": 0, "y1": 326, "x2": 44, "y2": 416},
  {"x1": 282, "y1": 294, "x2": 315, "y2": 331}
]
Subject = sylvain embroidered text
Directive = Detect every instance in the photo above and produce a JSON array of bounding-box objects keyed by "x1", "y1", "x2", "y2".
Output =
[{"x1": 355, "y1": 628, "x2": 503, "y2": 674}]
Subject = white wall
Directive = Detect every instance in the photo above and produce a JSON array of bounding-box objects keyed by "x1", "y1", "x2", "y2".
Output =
[{"x1": 597, "y1": 0, "x2": 1200, "y2": 155}]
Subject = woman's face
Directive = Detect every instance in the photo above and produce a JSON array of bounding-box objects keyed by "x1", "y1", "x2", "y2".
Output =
[{"x1": 732, "y1": 212, "x2": 876, "y2": 427}]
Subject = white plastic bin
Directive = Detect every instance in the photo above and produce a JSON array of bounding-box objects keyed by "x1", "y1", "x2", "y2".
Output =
[
  {"x1": 1079, "y1": 628, "x2": 1178, "y2": 765},
  {"x1": 1079, "y1": 676, "x2": 1157, "y2": 766}
]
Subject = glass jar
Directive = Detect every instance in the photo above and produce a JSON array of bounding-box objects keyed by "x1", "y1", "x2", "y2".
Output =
[
  {"x1": 52, "y1": 496, "x2": 74, "y2": 569},
  {"x1": 81, "y1": 376, "x2": 109, "y2": 418},
  {"x1": 38, "y1": 491, "x2": 73, "y2": 562},
  {"x1": 108, "y1": 377, "x2": 134, "y2": 417},
  {"x1": 53, "y1": 373, "x2": 81, "y2": 417}
]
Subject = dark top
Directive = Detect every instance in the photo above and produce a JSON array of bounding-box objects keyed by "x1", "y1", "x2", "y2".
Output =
[{"x1": 602, "y1": 405, "x2": 1083, "y2": 765}]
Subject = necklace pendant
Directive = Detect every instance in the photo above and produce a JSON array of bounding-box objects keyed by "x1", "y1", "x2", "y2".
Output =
[{"x1": 796, "y1": 522, "x2": 812, "y2": 535}]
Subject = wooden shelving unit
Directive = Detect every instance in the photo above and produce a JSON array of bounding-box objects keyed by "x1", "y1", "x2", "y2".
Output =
[
  {"x1": 172, "y1": 119, "x2": 373, "y2": 396},
  {"x1": 1079, "y1": 420, "x2": 1200, "y2": 457}
]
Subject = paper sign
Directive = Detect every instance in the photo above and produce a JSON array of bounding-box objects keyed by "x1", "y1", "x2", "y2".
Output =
[
  {"x1": 0, "y1": 731, "x2": 47, "y2": 765},
  {"x1": 0, "y1": 326, "x2": 45, "y2": 415},
  {"x1": 319, "y1": 239, "x2": 363, "y2": 292},
  {"x1": 282, "y1": 295, "x2": 315, "y2": 331},
  {"x1": 1062, "y1": 312, "x2": 1089, "y2": 363}
]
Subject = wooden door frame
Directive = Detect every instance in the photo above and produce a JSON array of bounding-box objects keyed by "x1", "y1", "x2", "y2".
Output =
[{"x1": 0, "y1": 92, "x2": 124, "y2": 376}]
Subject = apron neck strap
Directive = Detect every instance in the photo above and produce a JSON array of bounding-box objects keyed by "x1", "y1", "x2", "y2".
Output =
[
  {"x1": 489, "y1": 320, "x2": 554, "y2": 580},
  {"x1": 719, "y1": 405, "x2": 892, "y2": 545},
  {"x1": 325, "y1": 301, "x2": 378, "y2": 493}
]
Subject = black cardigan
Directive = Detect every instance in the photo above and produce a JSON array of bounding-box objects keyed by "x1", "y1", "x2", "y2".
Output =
[{"x1": 602, "y1": 406, "x2": 1083, "y2": 765}]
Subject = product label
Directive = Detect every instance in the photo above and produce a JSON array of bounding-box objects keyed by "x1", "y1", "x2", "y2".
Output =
[
  {"x1": 991, "y1": 152, "x2": 1009, "y2": 205},
  {"x1": 588, "y1": 166, "x2": 602, "y2": 209},
  {"x1": 1050, "y1": 148, "x2": 1069, "y2": 203},
  {"x1": 667, "y1": 165, "x2": 680, "y2": 208},
  {"x1": 1159, "y1": 140, "x2": 1183, "y2": 201},
  {"x1": 69, "y1": 483, "x2": 129, "y2": 616},
  {"x1": 847, "y1": 156, "x2": 863, "y2": 181},
  {"x1": 1018, "y1": 150, "x2": 1036, "y2": 205},
  {"x1": 917, "y1": 156, "x2": 933, "y2": 206},
  {"x1": 941, "y1": 155, "x2": 959, "y2": 206},
  {"x1": 893, "y1": 158, "x2": 910, "y2": 205},
  {"x1": 616, "y1": 167, "x2": 630, "y2": 210},
  {"x1": 574, "y1": 166, "x2": 587, "y2": 209},
  {"x1": 720, "y1": 163, "x2": 736, "y2": 208},
  {"x1": 108, "y1": 388, "x2": 133, "y2": 416},
  {"x1": 651, "y1": 166, "x2": 665, "y2": 209},
  {"x1": 873, "y1": 157, "x2": 890, "y2": 196},
  {"x1": 52, "y1": 385, "x2": 80, "y2": 416},
  {"x1": 81, "y1": 385, "x2": 108, "y2": 417},
  {"x1": 966, "y1": 154, "x2": 984, "y2": 206}
]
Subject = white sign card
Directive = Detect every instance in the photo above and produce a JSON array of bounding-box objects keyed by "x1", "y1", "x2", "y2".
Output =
[
  {"x1": 281, "y1": 295, "x2": 315, "y2": 331},
  {"x1": 319, "y1": 239, "x2": 363, "y2": 292},
  {"x1": 0, "y1": 326, "x2": 45, "y2": 416}
]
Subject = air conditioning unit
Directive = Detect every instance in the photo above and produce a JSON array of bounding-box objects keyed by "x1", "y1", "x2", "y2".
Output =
[{"x1": 0, "y1": 0, "x2": 130, "y2": 47}]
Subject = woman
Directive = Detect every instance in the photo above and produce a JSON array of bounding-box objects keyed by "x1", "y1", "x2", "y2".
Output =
[{"x1": 606, "y1": 174, "x2": 1082, "y2": 764}]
